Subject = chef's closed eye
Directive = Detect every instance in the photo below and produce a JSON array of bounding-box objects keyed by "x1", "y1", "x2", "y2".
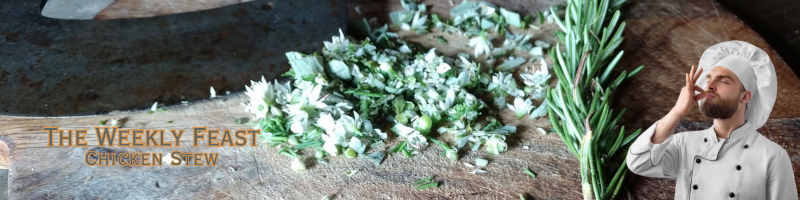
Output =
[{"x1": 706, "y1": 74, "x2": 734, "y2": 85}]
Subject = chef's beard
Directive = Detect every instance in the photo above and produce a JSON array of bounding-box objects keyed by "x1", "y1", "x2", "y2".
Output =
[{"x1": 699, "y1": 93, "x2": 740, "y2": 119}]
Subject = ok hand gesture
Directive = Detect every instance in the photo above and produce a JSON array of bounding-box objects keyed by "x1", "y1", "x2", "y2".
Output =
[{"x1": 672, "y1": 65, "x2": 707, "y2": 117}]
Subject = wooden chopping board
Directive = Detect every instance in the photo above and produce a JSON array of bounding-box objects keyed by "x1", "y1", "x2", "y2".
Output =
[{"x1": 1, "y1": 0, "x2": 798, "y2": 199}]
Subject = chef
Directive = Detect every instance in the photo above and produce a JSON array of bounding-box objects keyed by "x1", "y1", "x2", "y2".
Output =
[{"x1": 626, "y1": 40, "x2": 797, "y2": 199}]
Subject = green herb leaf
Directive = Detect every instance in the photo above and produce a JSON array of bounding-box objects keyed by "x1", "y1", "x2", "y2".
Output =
[
  {"x1": 235, "y1": 117, "x2": 248, "y2": 125},
  {"x1": 524, "y1": 168, "x2": 537, "y2": 179},
  {"x1": 499, "y1": 8, "x2": 522, "y2": 28},
  {"x1": 363, "y1": 152, "x2": 385, "y2": 165},
  {"x1": 328, "y1": 60, "x2": 352, "y2": 80},
  {"x1": 344, "y1": 148, "x2": 357, "y2": 159},
  {"x1": 416, "y1": 182, "x2": 439, "y2": 190},
  {"x1": 285, "y1": 52, "x2": 324, "y2": 80},
  {"x1": 496, "y1": 57, "x2": 527, "y2": 71},
  {"x1": 475, "y1": 158, "x2": 488, "y2": 168},
  {"x1": 413, "y1": 115, "x2": 433, "y2": 135},
  {"x1": 414, "y1": 176, "x2": 434, "y2": 185}
]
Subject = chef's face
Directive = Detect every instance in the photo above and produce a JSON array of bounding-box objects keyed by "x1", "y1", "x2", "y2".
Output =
[{"x1": 699, "y1": 67, "x2": 748, "y2": 119}]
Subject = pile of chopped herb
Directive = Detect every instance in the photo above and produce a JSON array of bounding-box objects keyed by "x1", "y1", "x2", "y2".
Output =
[{"x1": 242, "y1": 0, "x2": 558, "y2": 169}]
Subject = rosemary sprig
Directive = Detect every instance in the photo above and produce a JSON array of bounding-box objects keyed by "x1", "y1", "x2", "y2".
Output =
[{"x1": 546, "y1": 0, "x2": 643, "y2": 199}]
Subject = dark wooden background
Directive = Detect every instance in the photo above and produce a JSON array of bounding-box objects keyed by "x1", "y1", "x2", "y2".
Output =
[{"x1": 717, "y1": 0, "x2": 800, "y2": 78}]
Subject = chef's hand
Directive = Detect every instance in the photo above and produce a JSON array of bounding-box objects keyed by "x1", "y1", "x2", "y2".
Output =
[
  {"x1": 672, "y1": 65, "x2": 706, "y2": 117},
  {"x1": 651, "y1": 65, "x2": 705, "y2": 144}
]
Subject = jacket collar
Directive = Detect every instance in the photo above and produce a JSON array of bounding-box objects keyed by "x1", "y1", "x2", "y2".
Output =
[
  {"x1": 697, "y1": 121, "x2": 754, "y2": 160},
  {"x1": 708, "y1": 121, "x2": 754, "y2": 143}
]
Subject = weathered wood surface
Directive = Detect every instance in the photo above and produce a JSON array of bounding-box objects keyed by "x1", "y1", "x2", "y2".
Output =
[{"x1": 0, "y1": 0, "x2": 798, "y2": 199}]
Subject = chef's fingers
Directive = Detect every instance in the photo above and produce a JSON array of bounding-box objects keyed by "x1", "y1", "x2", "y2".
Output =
[
  {"x1": 692, "y1": 85, "x2": 706, "y2": 101},
  {"x1": 693, "y1": 85, "x2": 706, "y2": 93},
  {"x1": 685, "y1": 73, "x2": 690, "y2": 87},
  {"x1": 693, "y1": 93, "x2": 706, "y2": 101},
  {"x1": 692, "y1": 67, "x2": 703, "y2": 83}
]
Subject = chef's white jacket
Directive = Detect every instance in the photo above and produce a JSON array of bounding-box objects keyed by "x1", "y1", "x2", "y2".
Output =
[{"x1": 627, "y1": 120, "x2": 797, "y2": 199}]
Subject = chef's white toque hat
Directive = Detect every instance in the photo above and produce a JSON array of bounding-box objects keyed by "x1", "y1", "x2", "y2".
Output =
[{"x1": 695, "y1": 40, "x2": 777, "y2": 129}]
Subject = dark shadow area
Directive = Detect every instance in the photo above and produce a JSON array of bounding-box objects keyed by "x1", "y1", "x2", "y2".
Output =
[
  {"x1": 717, "y1": 0, "x2": 800, "y2": 77},
  {"x1": 0, "y1": 0, "x2": 349, "y2": 116}
]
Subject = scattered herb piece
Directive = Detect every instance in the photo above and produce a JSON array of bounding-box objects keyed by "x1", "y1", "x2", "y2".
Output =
[
  {"x1": 524, "y1": 168, "x2": 536, "y2": 179},
  {"x1": 150, "y1": 102, "x2": 158, "y2": 113},
  {"x1": 235, "y1": 117, "x2": 248, "y2": 125},
  {"x1": 416, "y1": 182, "x2": 439, "y2": 190},
  {"x1": 475, "y1": 158, "x2": 488, "y2": 168},
  {"x1": 414, "y1": 176, "x2": 434, "y2": 185},
  {"x1": 363, "y1": 152, "x2": 386, "y2": 165},
  {"x1": 291, "y1": 157, "x2": 306, "y2": 172},
  {"x1": 210, "y1": 86, "x2": 217, "y2": 98}
]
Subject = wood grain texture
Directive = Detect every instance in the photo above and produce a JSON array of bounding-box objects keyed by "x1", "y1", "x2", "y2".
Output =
[{"x1": 2, "y1": 0, "x2": 799, "y2": 199}]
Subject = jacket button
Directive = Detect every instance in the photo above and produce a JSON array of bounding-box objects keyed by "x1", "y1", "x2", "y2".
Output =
[
  {"x1": 704, "y1": 138, "x2": 707, "y2": 142},
  {"x1": 744, "y1": 144, "x2": 749, "y2": 149},
  {"x1": 736, "y1": 165, "x2": 741, "y2": 170},
  {"x1": 695, "y1": 158, "x2": 701, "y2": 163},
  {"x1": 693, "y1": 185, "x2": 698, "y2": 190},
  {"x1": 729, "y1": 192, "x2": 735, "y2": 197}
]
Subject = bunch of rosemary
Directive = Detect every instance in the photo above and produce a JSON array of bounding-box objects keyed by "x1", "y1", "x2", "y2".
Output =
[{"x1": 545, "y1": 0, "x2": 644, "y2": 199}]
